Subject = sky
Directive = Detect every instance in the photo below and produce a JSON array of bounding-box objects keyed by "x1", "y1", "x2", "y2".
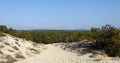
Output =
[{"x1": 0, "y1": 0, "x2": 120, "y2": 30}]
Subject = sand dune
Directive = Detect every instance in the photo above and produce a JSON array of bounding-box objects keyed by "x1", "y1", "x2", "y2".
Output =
[
  {"x1": 0, "y1": 34, "x2": 41, "y2": 63},
  {"x1": 15, "y1": 44, "x2": 120, "y2": 63},
  {"x1": 0, "y1": 34, "x2": 120, "y2": 63}
]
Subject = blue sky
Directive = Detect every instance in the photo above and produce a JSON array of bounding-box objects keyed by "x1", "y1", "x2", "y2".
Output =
[{"x1": 0, "y1": 0, "x2": 120, "y2": 30}]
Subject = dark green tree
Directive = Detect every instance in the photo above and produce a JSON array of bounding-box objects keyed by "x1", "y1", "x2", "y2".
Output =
[{"x1": 0, "y1": 25, "x2": 7, "y2": 32}]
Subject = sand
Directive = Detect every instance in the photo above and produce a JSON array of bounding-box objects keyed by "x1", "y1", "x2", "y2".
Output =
[
  {"x1": 0, "y1": 34, "x2": 41, "y2": 63},
  {"x1": 15, "y1": 44, "x2": 120, "y2": 63}
]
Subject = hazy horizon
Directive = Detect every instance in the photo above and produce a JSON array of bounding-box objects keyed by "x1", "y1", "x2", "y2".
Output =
[{"x1": 0, "y1": 0, "x2": 120, "y2": 30}]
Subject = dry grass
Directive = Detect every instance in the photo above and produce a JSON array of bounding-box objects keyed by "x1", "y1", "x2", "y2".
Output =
[
  {"x1": 15, "y1": 53, "x2": 25, "y2": 59},
  {"x1": 5, "y1": 55, "x2": 17, "y2": 63},
  {"x1": 42, "y1": 45, "x2": 47, "y2": 50},
  {"x1": 15, "y1": 42, "x2": 20, "y2": 47},
  {"x1": 8, "y1": 50, "x2": 14, "y2": 52},
  {"x1": 0, "y1": 32, "x2": 5, "y2": 36},
  {"x1": 4, "y1": 42, "x2": 10, "y2": 46},
  {"x1": 0, "y1": 50, "x2": 3, "y2": 54},
  {"x1": 95, "y1": 54, "x2": 108, "y2": 61},
  {"x1": 12, "y1": 46, "x2": 19, "y2": 50},
  {"x1": 115, "y1": 56, "x2": 120, "y2": 61}
]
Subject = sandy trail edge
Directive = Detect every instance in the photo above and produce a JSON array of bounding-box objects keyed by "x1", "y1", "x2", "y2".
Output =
[{"x1": 15, "y1": 44, "x2": 119, "y2": 63}]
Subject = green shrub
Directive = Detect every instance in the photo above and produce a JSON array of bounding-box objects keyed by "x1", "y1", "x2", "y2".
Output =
[
  {"x1": 91, "y1": 24, "x2": 120, "y2": 57},
  {"x1": 0, "y1": 31, "x2": 5, "y2": 36}
]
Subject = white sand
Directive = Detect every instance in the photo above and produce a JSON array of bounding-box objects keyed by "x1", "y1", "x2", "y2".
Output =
[
  {"x1": 15, "y1": 44, "x2": 120, "y2": 63},
  {"x1": 0, "y1": 34, "x2": 41, "y2": 63}
]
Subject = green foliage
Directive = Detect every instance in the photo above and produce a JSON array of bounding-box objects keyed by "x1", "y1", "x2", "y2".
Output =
[
  {"x1": 0, "y1": 25, "x2": 7, "y2": 32},
  {"x1": 29, "y1": 30, "x2": 92, "y2": 44},
  {"x1": 0, "y1": 24, "x2": 92, "y2": 43},
  {"x1": 91, "y1": 24, "x2": 120, "y2": 57},
  {"x1": 7, "y1": 28, "x2": 17, "y2": 36},
  {"x1": 26, "y1": 29, "x2": 91, "y2": 43},
  {"x1": 0, "y1": 25, "x2": 33, "y2": 41},
  {"x1": 18, "y1": 30, "x2": 33, "y2": 41},
  {"x1": 0, "y1": 31, "x2": 5, "y2": 36}
]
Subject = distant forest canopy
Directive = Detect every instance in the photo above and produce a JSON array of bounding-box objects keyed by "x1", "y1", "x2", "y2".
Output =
[
  {"x1": 0, "y1": 24, "x2": 120, "y2": 57},
  {"x1": 0, "y1": 24, "x2": 92, "y2": 43}
]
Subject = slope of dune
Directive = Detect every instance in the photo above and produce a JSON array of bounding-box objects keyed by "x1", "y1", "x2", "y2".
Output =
[
  {"x1": 0, "y1": 34, "x2": 42, "y2": 63},
  {"x1": 0, "y1": 34, "x2": 120, "y2": 63},
  {"x1": 16, "y1": 44, "x2": 120, "y2": 63}
]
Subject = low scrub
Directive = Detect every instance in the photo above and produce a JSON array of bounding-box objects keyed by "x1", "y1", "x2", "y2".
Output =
[
  {"x1": 91, "y1": 24, "x2": 120, "y2": 57},
  {"x1": 0, "y1": 31, "x2": 5, "y2": 36}
]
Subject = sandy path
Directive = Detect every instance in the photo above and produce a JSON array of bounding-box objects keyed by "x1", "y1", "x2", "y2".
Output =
[{"x1": 15, "y1": 44, "x2": 118, "y2": 63}]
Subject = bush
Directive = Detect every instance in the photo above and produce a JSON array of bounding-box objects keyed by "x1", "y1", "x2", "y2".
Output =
[
  {"x1": 0, "y1": 31, "x2": 5, "y2": 36},
  {"x1": 91, "y1": 24, "x2": 120, "y2": 57}
]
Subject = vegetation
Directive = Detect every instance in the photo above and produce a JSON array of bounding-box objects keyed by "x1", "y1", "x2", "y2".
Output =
[
  {"x1": 0, "y1": 24, "x2": 120, "y2": 57},
  {"x1": 0, "y1": 31, "x2": 5, "y2": 36},
  {"x1": 29, "y1": 30, "x2": 92, "y2": 44},
  {"x1": 0, "y1": 25, "x2": 91, "y2": 43},
  {"x1": 17, "y1": 30, "x2": 33, "y2": 41},
  {"x1": 0, "y1": 25, "x2": 33, "y2": 40},
  {"x1": 91, "y1": 24, "x2": 120, "y2": 57}
]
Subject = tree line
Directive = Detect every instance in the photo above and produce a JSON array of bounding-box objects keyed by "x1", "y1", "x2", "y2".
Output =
[
  {"x1": 0, "y1": 25, "x2": 92, "y2": 43},
  {"x1": 30, "y1": 30, "x2": 92, "y2": 44}
]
